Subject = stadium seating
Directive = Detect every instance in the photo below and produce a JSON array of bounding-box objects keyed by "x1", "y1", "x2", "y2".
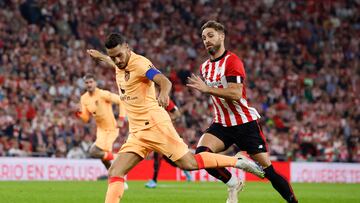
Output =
[{"x1": 0, "y1": 0, "x2": 359, "y2": 162}]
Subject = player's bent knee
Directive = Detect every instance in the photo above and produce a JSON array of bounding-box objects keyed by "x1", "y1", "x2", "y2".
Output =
[
  {"x1": 251, "y1": 153, "x2": 272, "y2": 168},
  {"x1": 89, "y1": 145, "x2": 104, "y2": 158},
  {"x1": 89, "y1": 146, "x2": 97, "y2": 157},
  {"x1": 179, "y1": 158, "x2": 199, "y2": 171},
  {"x1": 175, "y1": 157, "x2": 198, "y2": 171},
  {"x1": 178, "y1": 162, "x2": 198, "y2": 171},
  {"x1": 108, "y1": 165, "x2": 125, "y2": 177}
]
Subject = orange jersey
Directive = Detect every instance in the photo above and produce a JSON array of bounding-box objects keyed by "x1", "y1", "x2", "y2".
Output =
[
  {"x1": 78, "y1": 88, "x2": 125, "y2": 130},
  {"x1": 115, "y1": 51, "x2": 171, "y2": 132}
]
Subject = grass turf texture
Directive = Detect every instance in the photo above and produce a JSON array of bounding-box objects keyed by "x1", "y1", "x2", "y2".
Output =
[{"x1": 0, "y1": 181, "x2": 359, "y2": 203}]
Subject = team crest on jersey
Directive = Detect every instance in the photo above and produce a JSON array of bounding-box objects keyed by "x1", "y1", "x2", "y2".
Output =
[{"x1": 125, "y1": 71, "x2": 130, "y2": 81}]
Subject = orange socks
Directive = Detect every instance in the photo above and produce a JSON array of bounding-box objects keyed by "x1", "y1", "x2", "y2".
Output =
[
  {"x1": 194, "y1": 152, "x2": 237, "y2": 169},
  {"x1": 103, "y1": 152, "x2": 114, "y2": 161},
  {"x1": 105, "y1": 177, "x2": 125, "y2": 203}
]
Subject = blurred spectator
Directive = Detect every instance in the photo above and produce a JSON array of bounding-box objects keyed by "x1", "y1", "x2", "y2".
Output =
[
  {"x1": 0, "y1": 0, "x2": 359, "y2": 162},
  {"x1": 67, "y1": 142, "x2": 86, "y2": 159},
  {"x1": 8, "y1": 138, "x2": 28, "y2": 157}
]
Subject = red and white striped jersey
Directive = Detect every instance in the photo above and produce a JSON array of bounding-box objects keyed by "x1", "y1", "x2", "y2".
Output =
[{"x1": 200, "y1": 50, "x2": 260, "y2": 127}]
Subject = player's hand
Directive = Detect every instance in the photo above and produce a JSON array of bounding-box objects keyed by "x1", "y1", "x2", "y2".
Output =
[
  {"x1": 186, "y1": 74, "x2": 209, "y2": 93},
  {"x1": 157, "y1": 93, "x2": 169, "y2": 108},
  {"x1": 87, "y1": 49, "x2": 107, "y2": 61},
  {"x1": 75, "y1": 103, "x2": 82, "y2": 113}
]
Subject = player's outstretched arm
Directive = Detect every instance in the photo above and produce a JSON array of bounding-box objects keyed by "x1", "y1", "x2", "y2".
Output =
[
  {"x1": 187, "y1": 74, "x2": 243, "y2": 101},
  {"x1": 87, "y1": 49, "x2": 117, "y2": 68},
  {"x1": 114, "y1": 94, "x2": 127, "y2": 128},
  {"x1": 153, "y1": 74, "x2": 172, "y2": 108},
  {"x1": 102, "y1": 90, "x2": 127, "y2": 127}
]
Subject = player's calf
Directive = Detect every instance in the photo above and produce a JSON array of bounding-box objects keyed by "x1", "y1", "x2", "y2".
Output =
[
  {"x1": 105, "y1": 177, "x2": 125, "y2": 203},
  {"x1": 264, "y1": 165, "x2": 298, "y2": 203},
  {"x1": 174, "y1": 152, "x2": 199, "y2": 170},
  {"x1": 105, "y1": 152, "x2": 143, "y2": 203}
]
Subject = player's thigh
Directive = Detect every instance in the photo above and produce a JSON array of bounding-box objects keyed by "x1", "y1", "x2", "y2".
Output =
[
  {"x1": 119, "y1": 132, "x2": 151, "y2": 159},
  {"x1": 197, "y1": 133, "x2": 226, "y2": 153},
  {"x1": 198, "y1": 123, "x2": 235, "y2": 152},
  {"x1": 235, "y1": 121, "x2": 268, "y2": 154},
  {"x1": 174, "y1": 151, "x2": 198, "y2": 171},
  {"x1": 109, "y1": 152, "x2": 143, "y2": 177},
  {"x1": 250, "y1": 152, "x2": 271, "y2": 168},
  {"x1": 147, "y1": 122, "x2": 189, "y2": 162},
  {"x1": 95, "y1": 128, "x2": 119, "y2": 151}
]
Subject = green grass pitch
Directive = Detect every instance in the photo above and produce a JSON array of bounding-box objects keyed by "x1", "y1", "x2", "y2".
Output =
[{"x1": 0, "y1": 181, "x2": 359, "y2": 203}]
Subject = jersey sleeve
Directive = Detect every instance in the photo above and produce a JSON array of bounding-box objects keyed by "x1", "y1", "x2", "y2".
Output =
[
  {"x1": 224, "y1": 55, "x2": 246, "y2": 83},
  {"x1": 118, "y1": 101, "x2": 126, "y2": 119},
  {"x1": 101, "y1": 90, "x2": 121, "y2": 104},
  {"x1": 135, "y1": 57, "x2": 161, "y2": 80},
  {"x1": 76, "y1": 97, "x2": 91, "y2": 122},
  {"x1": 100, "y1": 90, "x2": 127, "y2": 118}
]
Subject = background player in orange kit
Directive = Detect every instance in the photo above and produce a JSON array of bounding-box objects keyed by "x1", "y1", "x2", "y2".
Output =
[
  {"x1": 87, "y1": 33, "x2": 264, "y2": 203},
  {"x1": 76, "y1": 74, "x2": 126, "y2": 169}
]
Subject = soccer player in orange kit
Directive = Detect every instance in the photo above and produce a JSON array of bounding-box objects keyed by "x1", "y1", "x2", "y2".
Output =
[
  {"x1": 76, "y1": 74, "x2": 126, "y2": 169},
  {"x1": 87, "y1": 33, "x2": 264, "y2": 203}
]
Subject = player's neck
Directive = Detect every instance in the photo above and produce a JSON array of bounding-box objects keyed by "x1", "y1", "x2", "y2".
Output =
[
  {"x1": 210, "y1": 48, "x2": 226, "y2": 62},
  {"x1": 88, "y1": 88, "x2": 97, "y2": 95}
]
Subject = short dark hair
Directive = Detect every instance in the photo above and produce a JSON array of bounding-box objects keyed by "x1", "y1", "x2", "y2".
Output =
[
  {"x1": 83, "y1": 73, "x2": 95, "y2": 80},
  {"x1": 105, "y1": 33, "x2": 126, "y2": 49},
  {"x1": 201, "y1": 20, "x2": 225, "y2": 34}
]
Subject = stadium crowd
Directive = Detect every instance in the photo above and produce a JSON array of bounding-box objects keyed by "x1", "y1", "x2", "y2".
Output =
[{"x1": 0, "y1": 0, "x2": 359, "y2": 162}]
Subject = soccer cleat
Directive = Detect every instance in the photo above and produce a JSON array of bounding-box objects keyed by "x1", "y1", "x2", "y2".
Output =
[
  {"x1": 288, "y1": 195, "x2": 298, "y2": 203},
  {"x1": 234, "y1": 153, "x2": 265, "y2": 179},
  {"x1": 226, "y1": 180, "x2": 244, "y2": 203},
  {"x1": 184, "y1": 170, "x2": 192, "y2": 181},
  {"x1": 145, "y1": 179, "x2": 157, "y2": 188},
  {"x1": 124, "y1": 182, "x2": 129, "y2": 190}
]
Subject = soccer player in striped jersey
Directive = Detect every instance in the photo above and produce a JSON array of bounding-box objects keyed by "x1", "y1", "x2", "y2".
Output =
[
  {"x1": 187, "y1": 20, "x2": 298, "y2": 203},
  {"x1": 86, "y1": 33, "x2": 264, "y2": 203}
]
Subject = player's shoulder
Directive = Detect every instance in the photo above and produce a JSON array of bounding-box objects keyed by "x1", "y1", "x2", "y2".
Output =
[
  {"x1": 80, "y1": 91, "x2": 89, "y2": 98},
  {"x1": 200, "y1": 59, "x2": 210, "y2": 67},
  {"x1": 97, "y1": 88, "x2": 108, "y2": 95},
  {"x1": 80, "y1": 91, "x2": 89, "y2": 102},
  {"x1": 226, "y1": 51, "x2": 243, "y2": 63},
  {"x1": 98, "y1": 88, "x2": 118, "y2": 99},
  {"x1": 225, "y1": 51, "x2": 244, "y2": 70},
  {"x1": 129, "y1": 52, "x2": 152, "y2": 68}
]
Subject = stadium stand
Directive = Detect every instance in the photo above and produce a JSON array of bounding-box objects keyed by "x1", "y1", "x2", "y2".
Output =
[{"x1": 0, "y1": 0, "x2": 359, "y2": 162}]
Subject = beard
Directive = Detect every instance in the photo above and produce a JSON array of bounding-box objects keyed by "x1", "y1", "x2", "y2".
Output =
[
  {"x1": 207, "y1": 44, "x2": 221, "y2": 55},
  {"x1": 116, "y1": 62, "x2": 126, "y2": 69},
  {"x1": 87, "y1": 87, "x2": 95, "y2": 92},
  {"x1": 116, "y1": 54, "x2": 129, "y2": 69}
]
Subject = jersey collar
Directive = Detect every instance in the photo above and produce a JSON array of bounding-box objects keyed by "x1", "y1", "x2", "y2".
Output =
[{"x1": 210, "y1": 50, "x2": 228, "y2": 62}]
